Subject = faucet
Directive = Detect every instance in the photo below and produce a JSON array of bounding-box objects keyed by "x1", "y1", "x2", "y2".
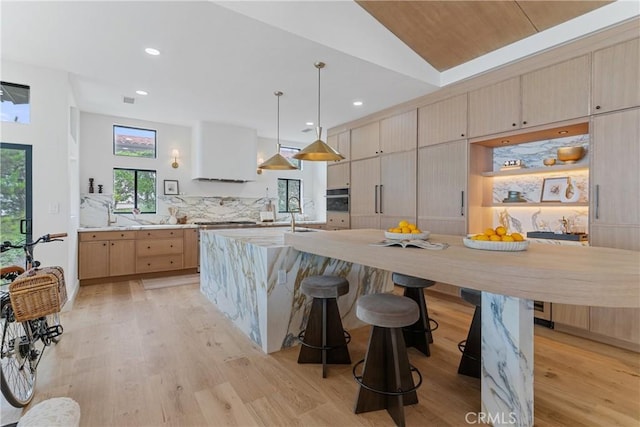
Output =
[
  {"x1": 288, "y1": 197, "x2": 301, "y2": 232},
  {"x1": 107, "y1": 203, "x2": 117, "y2": 226},
  {"x1": 561, "y1": 216, "x2": 569, "y2": 234}
]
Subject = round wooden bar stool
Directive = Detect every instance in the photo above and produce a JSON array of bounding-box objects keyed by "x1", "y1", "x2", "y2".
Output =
[
  {"x1": 458, "y1": 288, "x2": 481, "y2": 378},
  {"x1": 297, "y1": 275, "x2": 351, "y2": 378},
  {"x1": 392, "y1": 272, "x2": 438, "y2": 357},
  {"x1": 353, "y1": 293, "x2": 423, "y2": 427}
]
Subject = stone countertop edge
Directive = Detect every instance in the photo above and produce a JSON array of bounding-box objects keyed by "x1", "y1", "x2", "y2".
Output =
[{"x1": 78, "y1": 220, "x2": 325, "y2": 232}]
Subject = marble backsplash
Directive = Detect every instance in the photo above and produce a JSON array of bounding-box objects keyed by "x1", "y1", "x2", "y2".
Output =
[{"x1": 80, "y1": 193, "x2": 316, "y2": 227}]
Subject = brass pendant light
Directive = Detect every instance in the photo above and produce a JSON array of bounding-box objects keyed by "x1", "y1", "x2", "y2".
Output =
[
  {"x1": 293, "y1": 62, "x2": 344, "y2": 162},
  {"x1": 258, "y1": 91, "x2": 298, "y2": 170}
]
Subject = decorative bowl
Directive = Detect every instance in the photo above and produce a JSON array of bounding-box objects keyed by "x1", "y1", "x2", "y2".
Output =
[
  {"x1": 543, "y1": 158, "x2": 556, "y2": 166},
  {"x1": 557, "y1": 146, "x2": 585, "y2": 163},
  {"x1": 385, "y1": 231, "x2": 430, "y2": 240},
  {"x1": 463, "y1": 237, "x2": 529, "y2": 252}
]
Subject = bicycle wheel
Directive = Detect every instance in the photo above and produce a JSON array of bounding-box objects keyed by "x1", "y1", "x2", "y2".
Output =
[{"x1": 0, "y1": 298, "x2": 36, "y2": 407}]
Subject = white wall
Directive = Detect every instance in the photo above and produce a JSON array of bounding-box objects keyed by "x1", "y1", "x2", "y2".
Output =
[
  {"x1": 79, "y1": 112, "x2": 326, "y2": 220},
  {"x1": 0, "y1": 60, "x2": 78, "y2": 300}
]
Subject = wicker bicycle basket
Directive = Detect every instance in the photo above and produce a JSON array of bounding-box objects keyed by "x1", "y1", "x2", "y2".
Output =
[{"x1": 9, "y1": 266, "x2": 67, "y2": 322}]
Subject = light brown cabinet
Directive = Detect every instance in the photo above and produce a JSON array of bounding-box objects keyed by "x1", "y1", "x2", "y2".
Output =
[
  {"x1": 183, "y1": 228, "x2": 199, "y2": 269},
  {"x1": 327, "y1": 162, "x2": 350, "y2": 189},
  {"x1": 136, "y1": 229, "x2": 184, "y2": 273},
  {"x1": 350, "y1": 122, "x2": 380, "y2": 160},
  {"x1": 326, "y1": 212, "x2": 350, "y2": 229},
  {"x1": 521, "y1": 55, "x2": 590, "y2": 128},
  {"x1": 418, "y1": 94, "x2": 468, "y2": 146},
  {"x1": 552, "y1": 304, "x2": 589, "y2": 330},
  {"x1": 468, "y1": 77, "x2": 521, "y2": 137},
  {"x1": 327, "y1": 131, "x2": 350, "y2": 162},
  {"x1": 379, "y1": 110, "x2": 418, "y2": 154},
  {"x1": 592, "y1": 38, "x2": 640, "y2": 114},
  {"x1": 417, "y1": 140, "x2": 467, "y2": 235},
  {"x1": 78, "y1": 231, "x2": 136, "y2": 279}
]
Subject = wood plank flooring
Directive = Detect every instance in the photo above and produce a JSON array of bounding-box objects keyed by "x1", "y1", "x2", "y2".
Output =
[{"x1": 2, "y1": 281, "x2": 639, "y2": 426}]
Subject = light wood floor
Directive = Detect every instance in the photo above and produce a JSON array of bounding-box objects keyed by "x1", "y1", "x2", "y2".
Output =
[{"x1": 2, "y1": 281, "x2": 639, "y2": 426}]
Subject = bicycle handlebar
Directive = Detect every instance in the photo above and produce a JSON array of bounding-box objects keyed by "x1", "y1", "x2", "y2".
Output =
[
  {"x1": 48, "y1": 233, "x2": 68, "y2": 239},
  {"x1": 0, "y1": 232, "x2": 67, "y2": 252}
]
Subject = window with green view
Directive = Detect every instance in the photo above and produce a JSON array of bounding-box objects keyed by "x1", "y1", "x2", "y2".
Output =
[
  {"x1": 113, "y1": 168, "x2": 156, "y2": 213},
  {"x1": 278, "y1": 178, "x2": 301, "y2": 213}
]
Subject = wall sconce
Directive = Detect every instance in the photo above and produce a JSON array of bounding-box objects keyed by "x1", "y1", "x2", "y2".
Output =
[
  {"x1": 256, "y1": 157, "x2": 264, "y2": 175},
  {"x1": 171, "y1": 149, "x2": 180, "y2": 168}
]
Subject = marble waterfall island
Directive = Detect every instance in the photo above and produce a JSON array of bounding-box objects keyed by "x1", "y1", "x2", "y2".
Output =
[{"x1": 199, "y1": 228, "x2": 393, "y2": 354}]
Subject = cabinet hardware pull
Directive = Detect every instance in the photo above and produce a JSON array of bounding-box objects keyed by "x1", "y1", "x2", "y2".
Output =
[
  {"x1": 374, "y1": 185, "x2": 379, "y2": 213},
  {"x1": 92, "y1": 234, "x2": 96, "y2": 238},
  {"x1": 111, "y1": 243, "x2": 114, "y2": 246},
  {"x1": 148, "y1": 263, "x2": 151, "y2": 266},
  {"x1": 461, "y1": 133, "x2": 465, "y2": 137},
  {"x1": 147, "y1": 246, "x2": 151, "y2": 249},
  {"x1": 522, "y1": 121, "x2": 528, "y2": 125},
  {"x1": 379, "y1": 184, "x2": 383, "y2": 214},
  {"x1": 121, "y1": 234, "x2": 124, "y2": 237},
  {"x1": 595, "y1": 105, "x2": 601, "y2": 110},
  {"x1": 595, "y1": 184, "x2": 600, "y2": 220},
  {"x1": 512, "y1": 123, "x2": 517, "y2": 127},
  {"x1": 461, "y1": 190, "x2": 465, "y2": 216},
  {"x1": 170, "y1": 245, "x2": 173, "y2": 248},
  {"x1": 103, "y1": 243, "x2": 106, "y2": 246}
]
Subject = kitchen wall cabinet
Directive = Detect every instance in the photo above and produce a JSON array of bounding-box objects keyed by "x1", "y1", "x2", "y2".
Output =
[
  {"x1": 592, "y1": 38, "x2": 640, "y2": 114},
  {"x1": 183, "y1": 228, "x2": 199, "y2": 269},
  {"x1": 327, "y1": 163, "x2": 350, "y2": 189},
  {"x1": 350, "y1": 151, "x2": 417, "y2": 230},
  {"x1": 379, "y1": 110, "x2": 418, "y2": 154},
  {"x1": 417, "y1": 140, "x2": 467, "y2": 235},
  {"x1": 468, "y1": 77, "x2": 521, "y2": 138},
  {"x1": 327, "y1": 131, "x2": 350, "y2": 162},
  {"x1": 418, "y1": 94, "x2": 468, "y2": 146},
  {"x1": 78, "y1": 231, "x2": 136, "y2": 279},
  {"x1": 521, "y1": 55, "x2": 590, "y2": 128},
  {"x1": 350, "y1": 122, "x2": 380, "y2": 161},
  {"x1": 136, "y1": 229, "x2": 184, "y2": 273}
]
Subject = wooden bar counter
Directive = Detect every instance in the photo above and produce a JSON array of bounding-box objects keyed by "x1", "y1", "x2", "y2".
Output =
[{"x1": 285, "y1": 229, "x2": 640, "y2": 308}]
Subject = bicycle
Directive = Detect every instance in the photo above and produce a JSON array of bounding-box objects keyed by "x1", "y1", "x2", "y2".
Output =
[{"x1": 0, "y1": 232, "x2": 67, "y2": 407}]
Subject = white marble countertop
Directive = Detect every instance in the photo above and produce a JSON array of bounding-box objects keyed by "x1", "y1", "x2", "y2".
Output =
[
  {"x1": 78, "y1": 220, "x2": 325, "y2": 232},
  {"x1": 202, "y1": 227, "x2": 319, "y2": 248}
]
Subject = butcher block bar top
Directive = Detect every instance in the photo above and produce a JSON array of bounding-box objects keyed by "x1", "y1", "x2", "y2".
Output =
[{"x1": 284, "y1": 229, "x2": 640, "y2": 308}]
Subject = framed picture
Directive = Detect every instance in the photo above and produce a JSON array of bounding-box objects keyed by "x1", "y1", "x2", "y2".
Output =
[
  {"x1": 163, "y1": 180, "x2": 179, "y2": 195},
  {"x1": 540, "y1": 177, "x2": 567, "y2": 202}
]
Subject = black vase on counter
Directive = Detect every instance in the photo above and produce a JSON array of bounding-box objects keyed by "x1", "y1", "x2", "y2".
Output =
[{"x1": 89, "y1": 178, "x2": 94, "y2": 193}]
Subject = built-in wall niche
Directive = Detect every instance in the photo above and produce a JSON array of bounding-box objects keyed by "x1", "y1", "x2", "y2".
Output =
[{"x1": 467, "y1": 122, "x2": 590, "y2": 235}]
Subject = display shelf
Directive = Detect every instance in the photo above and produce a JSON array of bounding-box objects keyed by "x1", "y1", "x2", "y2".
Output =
[{"x1": 481, "y1": 164, "x2": 588, "y2": 177}]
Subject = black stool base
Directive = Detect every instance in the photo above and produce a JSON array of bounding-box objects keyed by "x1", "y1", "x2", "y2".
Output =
[
  {"x1": 402, "y1": 287, "x2": 436, "y2": 357},
  {"x1": 298, "y1": 297, "x2": 351, "y2": 378},
  {"x1": 458, "y1": 305, "x2": 481, "y2": 378},
  {"x1": 354, "y1": 326, "x2": 420, "y2": 427}
]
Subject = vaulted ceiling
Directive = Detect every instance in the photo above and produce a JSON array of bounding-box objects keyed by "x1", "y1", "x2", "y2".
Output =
[{"x1": 0, "y1": 1, "x2": 635, "y2": 143}]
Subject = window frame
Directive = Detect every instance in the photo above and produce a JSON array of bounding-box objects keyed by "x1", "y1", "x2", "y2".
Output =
[
  {"x1": 113, "y1": 124, "x2": 157, "y2": 158},
  {"x1": 112, "y1": 168, "x2": 157, "y2": 214},
  {"x1": 278, "y1": 178, "x2": 301, "y2": 213},
  {"x1": 1, "y1": 81, "x2": 31, "y2": 124},
  {"x1": 279, "y1": 146, "x2": 302, "y2": 170}
]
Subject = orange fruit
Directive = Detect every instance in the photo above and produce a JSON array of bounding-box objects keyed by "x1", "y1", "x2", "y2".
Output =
[
  {"x1": 501, "y1": 235, "x2": 515, "y2": 242},
  {"x1": 489, "y1": 234, "x2": 502, "y2": 241},
  {"x1": 495, "y1": 226, "x2": 507, "y2": 236},
  {"x1": 484, "y1": 228, "x2": 496, "y2": 236},
  {"x1": 475, "y1": 234, "x2": 489, "y2": 241},
  {"x1": 511, "y1": 232, "x2": 524, "y2": 241}
]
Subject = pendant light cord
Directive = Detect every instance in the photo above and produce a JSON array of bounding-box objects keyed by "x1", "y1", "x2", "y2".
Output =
[{"x1": 317, "y1": 64, "x2": 321, "y2": 128}]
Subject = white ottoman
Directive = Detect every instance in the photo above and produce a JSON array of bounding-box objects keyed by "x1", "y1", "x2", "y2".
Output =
[{"x1": 17, "y1": 397, "x2": 80, "y2": 427}]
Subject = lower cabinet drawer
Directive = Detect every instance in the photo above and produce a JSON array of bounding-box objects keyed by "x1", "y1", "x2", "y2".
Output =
[
  {"x1": 136, "y1": 255, "x2": 184, "y2": 273},
  {"x1": 136, "y1": 238, "x2": 183, "y2": 256}
]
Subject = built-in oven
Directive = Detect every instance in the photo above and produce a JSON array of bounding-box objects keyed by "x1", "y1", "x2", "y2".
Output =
[
  {"x1": 533, "y1": 300, "x2": 552, "y2": 327},
  {"x1": 326, "y1": 188, "x2": 349, "y2": 212}
]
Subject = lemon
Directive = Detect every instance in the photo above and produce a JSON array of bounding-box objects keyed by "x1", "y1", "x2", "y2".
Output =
[
  {"x1": 398, "y1": 220, "x2": 409, "y2": 228},
  {"x1": 475, "y1": 234, "x2": 489, "y2": 241},
  {"x1": 401, "y1": 227, "x2": 411, "y2": 234},
  {"x1": 484, "y1": 228, "x2": 496, "y2": 236},
  {"x1": 511, "y1": 232, "x2": 524, "y2": 241},
  {"x1": 489, "y1": 234, "x2": 502, "y2": 241},
  {"x1": 501, "y1": 235, "x2": 515, "y2": 242},
  {"x1": 495, "y1": 226, "x2": 507, "y2": 236},
  {"x1": 392, "y1": 228, "x2": 402, "y2": 233},
  {"x1": 388, "y1": 228, "x2": 395, "y2": 232},
  {"x1": 408, "y1": 224, "x2": 417, "y2": 230},
  {"x1": 411, "y1": 229, "x2": 421, "y2": 234}
]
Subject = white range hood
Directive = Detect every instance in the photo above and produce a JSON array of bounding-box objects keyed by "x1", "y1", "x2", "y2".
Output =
[{"x1": 191, "y1": 121, "x2": 258, "y2": 182}]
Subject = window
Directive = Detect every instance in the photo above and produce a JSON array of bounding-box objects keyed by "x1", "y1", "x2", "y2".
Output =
[
  {"x1": 1, "y1": 82, "x2": 30, "y2": 124},
  {"x1": 113, "y1": 125, "x2": 156, "y2": 158},
  {"x1": 278, "y1": 178, "x2": 301, "y2": 213},
  {"x1": 279, "y1": 146, "x2": 301, "y2": 169},
  {"x1": 0, "y1": 143, "x2": 32, "y2": 270},
  {"x1": 113, "y1": 168, "x2": 156, "y2": 213}
]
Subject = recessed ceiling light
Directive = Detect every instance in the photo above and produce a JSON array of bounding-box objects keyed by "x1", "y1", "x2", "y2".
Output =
[
  {"x1": 136, "y1": 90, "x2": 148, "y2": 96},
  {"x1": 353, "y1": 101, "x2": 363, "y2": 106},
  {"x1": 305, "y1": 122, "x2": 314, "y2": 126},
  {"x1": 145, "y1": 47, "x2": 160, "y2": 56}
]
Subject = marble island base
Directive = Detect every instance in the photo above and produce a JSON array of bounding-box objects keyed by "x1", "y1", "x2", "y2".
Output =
[{"x1": 199, "y1": 228, "x2": 393, "y2": 353}]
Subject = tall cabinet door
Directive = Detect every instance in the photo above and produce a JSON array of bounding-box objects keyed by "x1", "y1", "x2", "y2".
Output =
[
  {"x1": 589, "y1": 108, "x2": 640, "y2": 348},
  {"x1": 350, "y1": 157, "x2": 380, "y2": 229},
  {"x1": 468, "y1": 77, "x2": 520, "y2": 137},
  {"x1": 417, "y1": 140, "x2": 468, "y2": 235},
  {"x1": 380, "y1": 150, "x2": 416, "y2": 228},
  {"x1": 590, "y1": 108, "x2": 640, "y2": 245},
  {"x1": 380, "y1": 110, "x2": 417, "y2": 154}
]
